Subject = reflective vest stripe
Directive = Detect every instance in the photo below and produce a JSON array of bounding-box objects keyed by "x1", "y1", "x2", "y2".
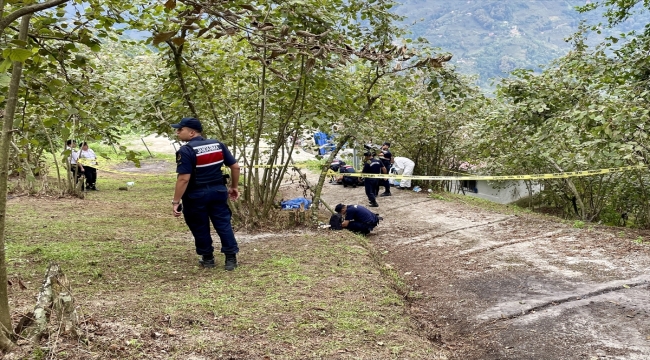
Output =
[{"x1": 196, "y1": 151, "x2": 224, "y2": 168}]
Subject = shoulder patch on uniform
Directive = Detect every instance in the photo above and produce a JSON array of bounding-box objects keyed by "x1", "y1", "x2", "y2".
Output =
[{"x1": 176, "y1": 152, "x2": 182, "y2": 164}]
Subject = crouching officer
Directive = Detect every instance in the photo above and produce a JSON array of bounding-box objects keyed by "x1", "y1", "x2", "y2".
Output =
[
  {"x1": 340, "y1": 164, "x2": 358, "y2": 188},
  {"x1": 171, "y1": 117, "x2": 240, "y2": 271},
  {"x1": 362, "y1": 150, "x2": 386, "y2": 207},
  {"x1": 334, "y1": 204, "x2": 381, "y2": 235}
]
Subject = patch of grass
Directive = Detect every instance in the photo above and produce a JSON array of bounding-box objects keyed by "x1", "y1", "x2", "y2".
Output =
[
  {"x1": 295, "y1": 159, "x2": 327, "y2": 172},
  {"x1": 5, "y1": 166, "x2": 443, "y2": 358},
  {"x1": 429, "y1": 193, "x2": 449, "y2": 201},
  {"x1": 573, "y1": 220, "x2": 586, "y2": 229}
]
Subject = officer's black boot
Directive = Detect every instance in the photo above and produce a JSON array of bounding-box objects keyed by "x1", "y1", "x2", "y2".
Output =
[
  {"x1": 379, "y1": 192, "x2": 391, "y2": 197},
  {"x1": 199, "y1": 254, "x2": 216, "y2": 268},
  {"x1": 225, "y1": 254, "x2": 237, "y2": 271},
  {"x1": 369, "y1": 201, "x2": 379, "y2": 207}
]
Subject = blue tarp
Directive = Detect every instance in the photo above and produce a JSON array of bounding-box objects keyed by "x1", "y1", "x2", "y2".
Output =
[
  {"x1": 281, "y1": 197, "x2": 312, "y2": 210},
  {"x1": 314, "y1": 132, "x2": 335, "y2": 155}
]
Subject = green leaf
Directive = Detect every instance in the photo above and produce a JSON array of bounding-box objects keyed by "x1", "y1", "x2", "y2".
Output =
[
  {"x1": 0, "y1": 58, "x2": 12, "y2": 72},
  {"x1": 0, "y1": 74, "x2": 10, "y2": 87},
  {"x1": 7, "y1": 48, "x2": 33, "y2": 62}
]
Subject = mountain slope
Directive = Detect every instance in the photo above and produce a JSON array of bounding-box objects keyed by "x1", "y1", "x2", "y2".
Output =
[{"x1": 393, "y1": 0, "x2": 647, "y2": 87}]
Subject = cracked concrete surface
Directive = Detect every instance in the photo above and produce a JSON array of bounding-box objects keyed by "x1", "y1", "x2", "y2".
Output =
[{"x1": 312, "y1": 180, "x2": 650, "y2": 359}]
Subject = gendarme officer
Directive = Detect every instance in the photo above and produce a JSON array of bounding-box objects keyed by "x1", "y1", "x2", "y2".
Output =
[
  {"x1": 362, "y1": 150, "x2": 386, "y2": 207},
  {"x1": 171, "y1": 117, "x2": 241, "y2": 270}
]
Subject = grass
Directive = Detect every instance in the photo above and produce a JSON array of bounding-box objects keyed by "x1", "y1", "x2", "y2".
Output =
[
  {"x1": 4, "y1": 159, "x2": 444, "y2": 359},
  {"x1": 295, "y1": 159, "x2": 328, "y2": 172}
]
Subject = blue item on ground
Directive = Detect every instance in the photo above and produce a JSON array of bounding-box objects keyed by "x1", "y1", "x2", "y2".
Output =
[
  {"x1": 281, "y1": 197, "x2": 312, "y2": 210},
  {"x1": 314, "y1": 132, "x2": 336, "y2": 155}
]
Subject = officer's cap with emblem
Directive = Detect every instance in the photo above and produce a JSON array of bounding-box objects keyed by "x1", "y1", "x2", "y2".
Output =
[{"x1": 171, "y1": 117, "x2": 203, "y2": 132}]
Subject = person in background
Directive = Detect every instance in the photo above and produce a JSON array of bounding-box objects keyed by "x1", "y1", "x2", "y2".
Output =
[
  {"x1": 379, "y1": 142, "x2": 392, "y2": 197},
  {"x1": 339, "y1": 163, "x2": 359, "y2": 188},
  {"x1": 171, "y1": 117, "x2": 241, "y2": 271},
  {"x1": 334, "y1": 203, "x2": 381, "y2": 235},
  {"x1": 65, "y1": 140, "x2": 84, "y2": 189},
  {"x1": 329, "y1": 159, "x2": 345, "y2": 184},
  {"x1": 362, "y1": 150, "x2": 385, "y2": 207},
  {"x1": 391, "y1": 156, "x2": 415, "y2": 189},
  {"x1": 79, "y1": 142, "x2": 98, "y2": 191}
]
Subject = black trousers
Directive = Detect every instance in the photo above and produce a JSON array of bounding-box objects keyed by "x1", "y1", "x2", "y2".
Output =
[
  {"x1": 84, "y1": 166, "x2": 97, "y2": 188},
  {"x1": 365, "y1": 178, "x2": 378, "y2": 203},
  {"x1": 182, "y1": 184, "x2": 239, "y2": 256},
  {"x1": 382, "y1": 179, "x2": 391, "y2": 193},
  {"x1": 347, "y1": 216, "x2": 379, "y2": 235}
]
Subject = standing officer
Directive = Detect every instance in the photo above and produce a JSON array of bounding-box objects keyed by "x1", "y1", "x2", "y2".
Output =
[
  {"x1": 379, "y1": 142, "x2": 392, "y2": 197},
  {"x1": 362, "y1": 150, "x2": 386, "y2": 207},
  {"x1": 171, "y1": 117, "x2": 241, "y2": 270}
]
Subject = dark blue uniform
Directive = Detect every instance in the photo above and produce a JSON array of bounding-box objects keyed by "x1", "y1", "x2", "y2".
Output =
[
  {"x1": 344, "y1": 204, "x2": 380, "y2": 235},
  {"x1": 379, "y1": 150, "x2": 392, "y2": 194},
  {"x1": 176, "y1": 136, "x2": 239, "y2": 257},
  {"x1": 362, "y1": 157, "x2": 384, "y2": 205},
  {"x1": 329, "y1": 160, "x2": 344, "y2": 183},
  {"x1": 340, "y1": 165, "x2": 357, "y2": 187}
]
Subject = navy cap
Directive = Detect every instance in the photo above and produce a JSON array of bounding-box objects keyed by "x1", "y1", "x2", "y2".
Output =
[
  {"x1": 363, "y1": 151, "x2": 374, "y2": 157},
  {"x1": 335, "y1": 204, "x2": 345, "y2": 213},
  {"x1": 171, "y1": 117, "x2": 203, "y2": 132}
]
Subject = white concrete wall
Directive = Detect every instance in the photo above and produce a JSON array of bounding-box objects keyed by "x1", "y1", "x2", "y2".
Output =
[{"x1": 454, "y1": 180, "x2": 542, "y2": 204}]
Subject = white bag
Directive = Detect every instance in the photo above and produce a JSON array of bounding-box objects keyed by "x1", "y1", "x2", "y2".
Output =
[{"x1": 389, "y1": 166, "x2": 400, "y2": 186}]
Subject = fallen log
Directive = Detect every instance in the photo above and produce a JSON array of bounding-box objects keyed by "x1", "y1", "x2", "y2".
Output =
[{"x1": 17, "y1": 263, "x2": 78, "y2": 343}]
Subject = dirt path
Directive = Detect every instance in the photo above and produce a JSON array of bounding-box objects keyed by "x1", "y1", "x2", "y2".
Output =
[{"x1": 313, "y1": 181, "x2": 650, "y2": 359}]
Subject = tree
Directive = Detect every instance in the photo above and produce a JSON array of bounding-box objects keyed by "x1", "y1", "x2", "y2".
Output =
[
  {"x1": 120, "y1": 0, "x2": 452, "y2": 226},
  {"x1": 0, "y1": 0, "x2": 150, "y2": 351}
]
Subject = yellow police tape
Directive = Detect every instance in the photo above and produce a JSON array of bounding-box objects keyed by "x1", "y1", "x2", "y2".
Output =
[
  {"x1": 77, "y1": 158, "x2": 300, "y2": 177},
  {"x1": 77, "y1": 159, "x2": 177, "y2": 177},
  {"x1": 326, "y1": 165, "x2": 646, "y2": 181},
  {"x1": 251, "y1": 164, "x2": 310, "y2": 168},
  {"x1": 77, "y1": 157, "x2": 646, "y2": 181}
]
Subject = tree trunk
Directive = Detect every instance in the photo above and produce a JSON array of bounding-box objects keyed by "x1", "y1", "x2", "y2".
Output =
[
  {"x1": 310, "y1": 134, "x2": 351, "y2": 223},
  {"x1": 10, "y1": 141, "x2": 35, "y2": 192},
  {"x1": 0, "y1": 15, "x2": 32, "y2": 351},
  {"x1": 549, "y1": 160, "x2": 586, "y2": 220},
  {"x1": 168, "y1": 41, "x2": 199, "y2": 119}
]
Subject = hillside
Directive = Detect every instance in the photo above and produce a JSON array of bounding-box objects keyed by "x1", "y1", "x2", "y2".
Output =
[{"x1": 393, "y1": 0, "x2": 649, "y2": 88}]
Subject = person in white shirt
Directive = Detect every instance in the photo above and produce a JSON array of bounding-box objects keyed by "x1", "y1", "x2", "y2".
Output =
[
  {"x1": 79, "y1": 142, "x2": 98, "y2": 190},
  {"x1": 391, "y1": 156, "x2": 415, "y2": 189},
  {"x1": 66, "y1": 140, "x2": 85, "y2": 189}
]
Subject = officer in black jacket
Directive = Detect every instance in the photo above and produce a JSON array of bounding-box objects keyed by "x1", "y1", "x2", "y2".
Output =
[
  {"x1": 362, "y1": 150, "x2": 386, "y2": 207},
  {"x1": 171, "y1": 117, "x2": 240, "y2": 271},
  {"x1": 379, "y1": 142, "x2": 392, "y2": 196}
]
